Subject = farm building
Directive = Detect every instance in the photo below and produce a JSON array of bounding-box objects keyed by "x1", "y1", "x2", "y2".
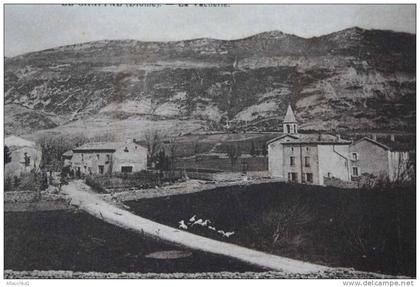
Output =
[
  {"x1": 4, "y1": 135, "x2": 42, "y2": 178},
  {"x1": 267, "y1": 105, "x2": 413, "y2": 185},
  {"x1": 350, "y1": 137, "x2": 413, "y2": 182},
  {"x1": 68, "y1": 140, "x2": 148, "y2": 175}
]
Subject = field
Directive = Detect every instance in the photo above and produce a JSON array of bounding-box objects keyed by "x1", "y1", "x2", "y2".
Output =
[
  {"x1": 159, "y1": 132, "x2": 280, "y2": 158},
  {"x1": 126, "y1": 182, "x2": 416, "y2": 277},
  {"x1": 4, "y1": 210, "x2": 261, "y2": 273}
]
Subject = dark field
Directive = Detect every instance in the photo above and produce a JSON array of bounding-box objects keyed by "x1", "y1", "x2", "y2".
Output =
[
  {"x1": 126, "y1": 182, "x2": 416, "y2": 277},
  {"x1": 159, "y1": 132, "x2": 279, "y2": 158},
  {"x1": 175, "y1": 156, "x2": 268, "y2": 172},
  {"x1": 4, "y1": 210, "x2": 262, "y2": 273}
]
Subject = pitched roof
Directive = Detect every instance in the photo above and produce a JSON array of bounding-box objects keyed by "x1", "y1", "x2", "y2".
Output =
[
  {"x1": 353, "y1": 137, "x2": 390, "y2": 150},
  {"x1": 283, "y1": 105, "x2": 297, "y2": 123},
  {"x1": 5, "y1": 135, "x2": 36, "y2": 148},
  {"x1": 266, "y1": 134, "x2": 300, "y2": 144},
  {"x1": 73, "y1": 141, "x2": 146, "y2": 152},
  {"x1": 267, "y1": 133, "x2": 351, "y2": 145},
  {"x1": 353, "y1": 137, "x2": 413, "y2": 152}
]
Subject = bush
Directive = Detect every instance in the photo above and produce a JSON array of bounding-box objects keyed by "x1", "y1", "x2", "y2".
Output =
[
  {"x1": 85, "y1": 176, "x2": 107, "y2": 194},
  {"x1": 5, "y1": 177, "x2": 12, "y2": 191},
  {"x1": 17, "y1": 172, "x2": 46, "y2": 191}
]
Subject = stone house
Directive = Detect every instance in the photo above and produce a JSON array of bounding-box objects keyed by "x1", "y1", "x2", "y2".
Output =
[
  {"x1": 267, "y1": 105, "x2": 413, "y2": 186},
  {"x1": 350, "y1": 137, "x2": 412, "y2": 182},
  {"x1": 4, "y1": 135, "x2": 42, "y2": 178},
  {"x1": 69, "y1": 140, "x2": 147, "y2": 175},
  {"x1": 268, "y1": 133, "x2": 352, "y2": 185}
]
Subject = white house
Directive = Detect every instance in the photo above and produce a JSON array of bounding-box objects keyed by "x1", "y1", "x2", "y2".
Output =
[
  {"x1": 268, "y1": 132, "x2": 352, "y2": 186},
  {"x1": 69, "y1": 139, "x2": 148, "y2": 175},
  {"x1": 5, "y1": 135, "x2": 42, "y2": 178}
]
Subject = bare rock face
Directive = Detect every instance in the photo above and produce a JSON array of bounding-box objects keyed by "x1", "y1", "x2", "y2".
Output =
[{"x1": 5, "y1": 27, "x2": 415, "y2": 136}]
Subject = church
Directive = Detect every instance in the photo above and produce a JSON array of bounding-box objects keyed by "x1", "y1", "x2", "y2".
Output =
[{"x1": 267, "y1": 106, "x2": 412, "y2": 186}]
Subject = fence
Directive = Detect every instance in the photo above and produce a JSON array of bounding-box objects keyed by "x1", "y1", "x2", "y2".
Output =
[{"x1": 90, "y1": 170, "x2": 184, "y2": 190}]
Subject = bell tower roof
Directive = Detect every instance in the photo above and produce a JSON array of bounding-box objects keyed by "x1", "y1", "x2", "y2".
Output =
[{"x1": 283, "y1": 105, "x2": 297, "y2": 123}]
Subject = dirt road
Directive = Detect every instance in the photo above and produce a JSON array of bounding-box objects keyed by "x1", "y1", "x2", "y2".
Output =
[{"x1": 61, "y1": 180, "x2": 329, "y2": 274}]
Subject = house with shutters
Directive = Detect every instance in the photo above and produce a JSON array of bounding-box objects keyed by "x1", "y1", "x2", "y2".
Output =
[
  {"x1": 69, "y1": 139, "x2": 147, "y2": 175},
  {"x1": 267, "y1": 105, "x2": 413, "y2": 186},
  {"x1": 267, "y1": 120, "x2": 352, "y2": 185}
]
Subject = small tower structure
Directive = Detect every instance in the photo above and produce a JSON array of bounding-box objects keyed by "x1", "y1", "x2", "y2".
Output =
[{"x1": 283, "y1": 105, "x2": 298, "y2": 134}]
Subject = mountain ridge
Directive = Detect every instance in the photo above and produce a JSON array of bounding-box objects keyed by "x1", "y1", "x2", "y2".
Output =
[
  {"x1": 6, "y1": 26, "x2": 415, "y2": 59},
  {"x1": 5, "y1": 27, "x2": 416, "y2": 138}
]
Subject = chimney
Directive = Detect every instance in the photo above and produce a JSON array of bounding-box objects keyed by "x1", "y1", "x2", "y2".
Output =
[
  {"x1": 336, "y1": 134, "x2": 341, "y2": 142},
  {"x1": 390, "y1": 134, "x2": 395, "y2": 142},
  {"x1": 372, "y1": 134, "x2": 377, "y2": 141}
]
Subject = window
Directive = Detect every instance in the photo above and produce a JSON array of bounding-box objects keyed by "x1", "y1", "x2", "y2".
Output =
[
  {"x1": 352, "y1": 167, "x2": 359, "y2": 176},
  {"x1": 97, "y1": 154, "x2": 100, "y2": 160},
  {"x1": 288, "y1": 172, "x2": 298, "y2": 182},
  {"x1": 286, "y1": 125, "x2": 291, "y2": 134},
  {"x1": 290, "y1": 147, "x2": 294, "y2": 152},
  {"x1": 290, "y1": 156, "x2": 295, "y2": 166},
  {"x1": 98, "y1": 165, "x2": 104, "y2": 174},
  {"x1": 121, "y1": 166, "x2": 133, "y2": 173},
  {"x1": 304, "y1": 156, "x2": 310, "y2": 167},
  {"x1": 306, "y1": 173, "x2": 313, "y2": 183},
  {"x1": 81, "y1": 154, "x2": 84, "y2": 161},
  {"x1": 352, "y1": 152, "x2": 358, "y2": 161}
]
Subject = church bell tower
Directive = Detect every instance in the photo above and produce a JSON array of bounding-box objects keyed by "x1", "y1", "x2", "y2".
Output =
[{"x1": 283, "y1": 105, "x2": 298, "y2": 134}]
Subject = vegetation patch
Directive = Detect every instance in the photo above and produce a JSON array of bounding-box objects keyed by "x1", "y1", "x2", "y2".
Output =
[
  {"x1": 126, "y1": 182, "x2": 416, "y2": 277},
  {"x1": 4, "y1": 210, "x2": 261, "y2": 273}
]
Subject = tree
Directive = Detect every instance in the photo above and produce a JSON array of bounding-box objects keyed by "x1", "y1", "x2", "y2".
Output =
[
  {"x1": 144, "y1": 129, "x2": 163, "y2": 168},
  {"x1": 250, "y1": 141, "x2": 257, "y2": 157},
  {"x1": 169, "y1": 142, "x2": 177, "y2": 173},
  {"x1": 4, "y1": 145, "x2": 12, "y2": 165},
  {"x1": 37, "y1": 133, "x2": 88, "y2": 171},
  {"x1": 261, "y1": 143, "x2": 268, "y2": 157},
  {"x1": 226, "y1": 144, "x2": 242, "y2": 171}
]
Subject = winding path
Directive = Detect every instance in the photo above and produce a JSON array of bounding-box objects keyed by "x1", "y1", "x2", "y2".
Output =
[{"x1": 61, "y1": 180, "x2": 329, "y2": 274}]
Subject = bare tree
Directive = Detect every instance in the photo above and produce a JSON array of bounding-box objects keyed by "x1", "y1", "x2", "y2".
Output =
[
  {"x1": 36, "y1": 133, "x2": 88, "y2": 171},
  {"x1": 226, "y1": 143, "x2": 242, "y2": 171},
  {"x1": 144, "y1": 129, "x2": 163, "y2": 168}
]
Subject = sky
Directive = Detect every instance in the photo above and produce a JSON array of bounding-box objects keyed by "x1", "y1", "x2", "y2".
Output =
[{"x1": 5, "y1": 4, "x2": 416, "y2": 57}]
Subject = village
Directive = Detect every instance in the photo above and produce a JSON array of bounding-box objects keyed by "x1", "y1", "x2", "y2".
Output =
[
  {"x1": 4, "y1": 104, "x2": 416, "y2": 278},
  {"x1": 5, "y1": 105, "x2": 415, "y2": 194}
]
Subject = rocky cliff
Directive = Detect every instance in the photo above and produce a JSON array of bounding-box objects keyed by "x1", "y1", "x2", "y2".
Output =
[{"x1": 5, "y1": 27, "x2": 415, "y2": 137}]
